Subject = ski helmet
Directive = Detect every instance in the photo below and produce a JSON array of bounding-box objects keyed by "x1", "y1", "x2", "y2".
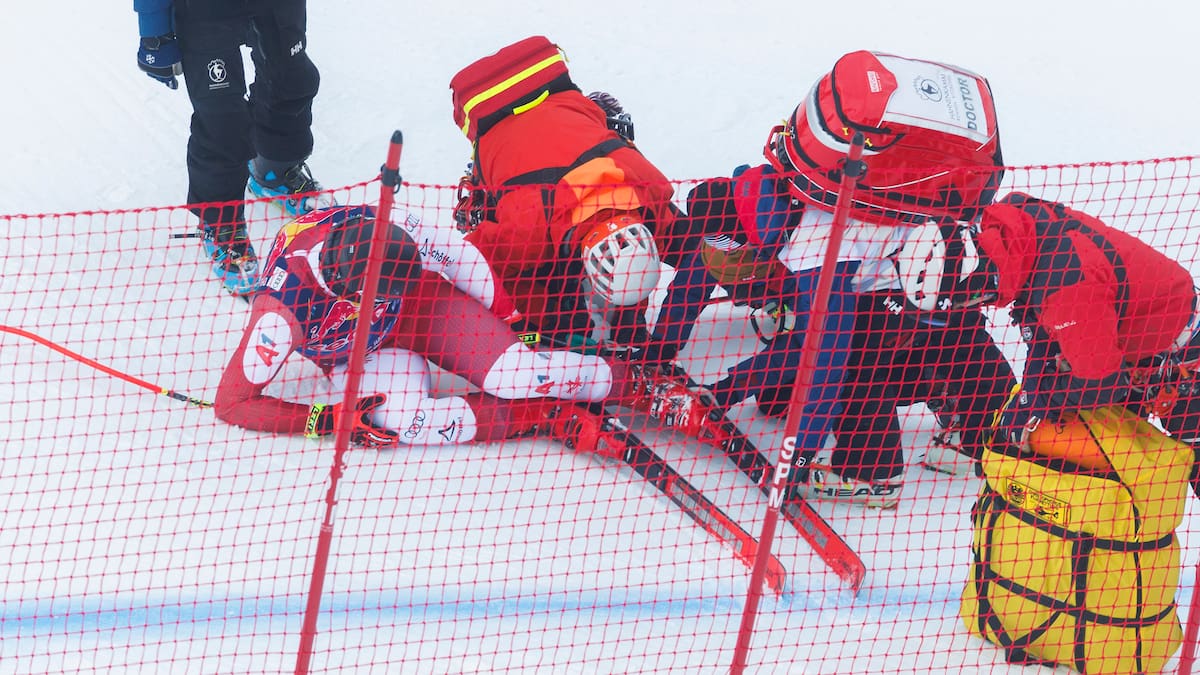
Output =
[
  {"x1": 579, "y1": 215, "x2": 661, "y2": 306},
  {"x1": 894, "y1": 221, "x2": 997, "y2": 313},
  {"x1": 587, "y1": 91, "x2": 635, "y2": 142},
  {"x1": 321, "y1": 211, "x2": 422, "y2": 300}
]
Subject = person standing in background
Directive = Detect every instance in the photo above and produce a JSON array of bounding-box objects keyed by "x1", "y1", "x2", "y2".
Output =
[{"x1": 134, "y1": 0, "x2": 331, "y2": 296}]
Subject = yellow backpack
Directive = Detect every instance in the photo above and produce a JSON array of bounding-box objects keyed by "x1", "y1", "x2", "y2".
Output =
[{"x1": 961, "y1": 405, "x2": 1193, "y2": 674}]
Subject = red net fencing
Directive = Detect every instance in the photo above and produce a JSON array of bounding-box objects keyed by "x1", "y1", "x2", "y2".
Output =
[{"x1": 2, "y1": 155, "x2": 1199, "y2": 674}]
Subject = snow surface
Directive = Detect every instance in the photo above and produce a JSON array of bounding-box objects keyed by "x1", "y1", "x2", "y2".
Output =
[{"x1": 2, "y1": 1, "x2": 1200, "y2": 673}]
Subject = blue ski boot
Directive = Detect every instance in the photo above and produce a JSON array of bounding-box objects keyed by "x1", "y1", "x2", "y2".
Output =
[
  {"x1": 247, "y1": 158, "x2": 335, "y2": 217},
  {"x1": 200, "y1": 221, "x2": 259, "y2": 297}
]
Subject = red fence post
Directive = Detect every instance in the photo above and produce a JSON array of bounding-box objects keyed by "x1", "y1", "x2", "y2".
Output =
[
  {"x1": 1180, "y1": 560, "x2": 1200, "y2": 675},
  {"x1": 294, "y1": 130, "x2": 405, "y2": 675},
  {"x1": 730, "y1": 133, "x2": 867, "y2": 675}
]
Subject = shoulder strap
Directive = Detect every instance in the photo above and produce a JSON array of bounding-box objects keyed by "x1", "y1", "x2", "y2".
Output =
[
  {"x1": 471, "y1": 136, "x2": 636, "y2": 236},
  {"x1": 1048, "y1": 202, "x2": 1131, "y2": 322},
  {"x1": 499, "y1": 137, "x2": 632, "y2": 187},
  {"x1": 1014, "y1": 198, "x2": 1130, "y2": 323}
]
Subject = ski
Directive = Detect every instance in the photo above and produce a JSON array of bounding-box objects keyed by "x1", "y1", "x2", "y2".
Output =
[
  {"x1": 521, "y1": 332, "x2": 791, "y2": 594},
  {"x1": 580, "y1": 403, "x2": 787, "y2": 597},
  {"x1": 702, "y1": 414, "x2": 866, "y2": 592}
]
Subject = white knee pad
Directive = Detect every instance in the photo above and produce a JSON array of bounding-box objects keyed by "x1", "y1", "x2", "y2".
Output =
[
  {"x1": 329, "y1": 348, "x2": 478, "y2": 446},
  {"x1": 376, "y1": 392, "x2": 478, "y2": 446},
  {"x1": 481, "y1": 343, "x2": 613, "y2": 401}
]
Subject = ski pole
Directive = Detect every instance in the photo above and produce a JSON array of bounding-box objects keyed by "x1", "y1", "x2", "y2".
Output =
[
  {"x1": 294, "y1": 129, "x2": 405, "y2": 675},
  {"x1": 0, "y1": 325, "x2": 211, "y2": 407},
  {"x1": 730, "y1": 132, "x2": 868, "y2": 675}
]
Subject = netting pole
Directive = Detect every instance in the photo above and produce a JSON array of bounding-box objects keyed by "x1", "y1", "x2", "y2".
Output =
[
  {"x1": 730, "y1": 133, "x2": 866, "y2": 675},
  {"x1": 294, "y1": 130, "x2": 405, "y2": 675},
  {"x1": 1180, "y1": 559, "x2": 1200, "y2": 675}
]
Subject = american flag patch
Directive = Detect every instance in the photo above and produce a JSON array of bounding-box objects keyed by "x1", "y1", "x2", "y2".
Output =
[{"x1": 703, "y1": 234, "x2": 744, "y2": 252}]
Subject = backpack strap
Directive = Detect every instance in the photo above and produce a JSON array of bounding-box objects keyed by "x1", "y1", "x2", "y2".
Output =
[
  {"x1": 1047, "y1": 200, "x2": 1132, "y2": 324},
  {"x1": 499, "y1": 137, "x2": 632, "y2": 187},
  {"x1": 786, "y1": 170, "x2": 935, "y2": 226},
  {"x1": 470, "y1": 73, "x2": 578, "y2": 142},
  {"x1": 1012, "y1": 197, "x2": 1131, "y2": 324},
  {"x1": 472, "y1": 137, "x2": 636, "y2": 233}
]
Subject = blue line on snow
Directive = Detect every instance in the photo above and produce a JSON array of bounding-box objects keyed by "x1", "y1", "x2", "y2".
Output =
[
  {"x1": 11, "y1": 575, "x2": 1184, "y2": 638},
  {"x1": 0, "y1": 591, "x2": 746, "y2": 637}
]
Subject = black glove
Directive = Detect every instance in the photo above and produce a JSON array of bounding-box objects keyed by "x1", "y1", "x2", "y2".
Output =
[
  {"x1": 634, "y1": 338, "x2": 680, "y2": 371},
  {"x1": 305, "y1": 394, "x2": 399, "y2": 448},
  {"x1": 610, "y1": 305, "x2": 651, "y2": 349},
  {"x1": 137, "y1": 34, "x2": 183, "y2": 90},
  {"x1": 992, "y1": 388, "x2": 1047, "y2": 454}
]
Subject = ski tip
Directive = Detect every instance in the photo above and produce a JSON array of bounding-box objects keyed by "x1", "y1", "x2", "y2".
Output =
[
  {"x1": 841, "y1": 561, "x2": 867, "y2": 595},
  {"x1": 765, "y1": 556, "x2": 789, "y2": 599}
]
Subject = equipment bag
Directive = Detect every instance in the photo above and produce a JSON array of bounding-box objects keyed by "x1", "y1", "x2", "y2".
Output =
[
  {"x1": 962, "y1": 405, "x2": 1191, "y2": 675},
  {"x1": 450, "y1": 35, "x2": 574, "y2": 142},
  {"x1": 775, "y1": 50, "x2": 1004, "y2": 225}
]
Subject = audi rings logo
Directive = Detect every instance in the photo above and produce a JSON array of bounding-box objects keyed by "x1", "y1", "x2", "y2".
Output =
[
  {"x1": 208, "y1": 59, "x2": 228, "y2": 84},
  {"x1": 914, "y1": 77, "x2": 942, "y2": 102}
]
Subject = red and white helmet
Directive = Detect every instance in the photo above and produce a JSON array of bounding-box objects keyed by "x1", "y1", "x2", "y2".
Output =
[
  {"x1": 894, "y1": 220, "x2": 996, "y2": 313},
  {"x1": 580, "y1": 215, "x2": 661, "y2": 306}
]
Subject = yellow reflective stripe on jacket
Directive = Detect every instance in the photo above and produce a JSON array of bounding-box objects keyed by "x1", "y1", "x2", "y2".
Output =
[{"x1": 458, "y1": 52, "x2": 566, "y2": 136}]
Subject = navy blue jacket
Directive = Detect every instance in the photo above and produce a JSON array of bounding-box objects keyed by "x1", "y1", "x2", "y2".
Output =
[{"x1": 134, "y1": 0, "x2": 274, "y2": 37}]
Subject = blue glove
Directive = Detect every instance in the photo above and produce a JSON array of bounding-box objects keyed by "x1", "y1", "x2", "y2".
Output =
[
  {"x1": 137, "y1": 34, "x2": 182, "y2": 90},
  {"x1": 609, "y1": 305, "x2": 651, "y2": 349}
]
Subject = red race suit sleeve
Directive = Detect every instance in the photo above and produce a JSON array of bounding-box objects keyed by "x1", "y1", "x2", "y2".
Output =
[{"x1": 213, "y1": 294, "x2": 313, "y2": 434}]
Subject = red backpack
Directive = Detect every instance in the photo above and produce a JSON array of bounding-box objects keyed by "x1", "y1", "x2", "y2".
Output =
[
  {"x1": 450, "y1": 35, "x2": 573, "y2": 142},
  {"x1": 767, "y1": 50, "x2": 1004, "y2": 225}
]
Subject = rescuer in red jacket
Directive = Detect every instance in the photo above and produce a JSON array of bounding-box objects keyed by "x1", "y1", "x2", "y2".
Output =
[
  {"x1": 451, "y1": 36, "x2": 682, "y2": 348},
  {"x1": 929, "y1": 192, "x2": 1200, "y2": 448}
]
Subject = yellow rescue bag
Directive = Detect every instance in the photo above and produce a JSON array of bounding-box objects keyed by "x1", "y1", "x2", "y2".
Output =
[{"x1": 962, "y1": 405, "x2": 1193, "y2": 674}]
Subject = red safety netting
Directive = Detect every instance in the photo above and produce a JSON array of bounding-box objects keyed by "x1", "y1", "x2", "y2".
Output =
[{"x1": 2, "y1": 151, "x2": 1199, "y2": 674}]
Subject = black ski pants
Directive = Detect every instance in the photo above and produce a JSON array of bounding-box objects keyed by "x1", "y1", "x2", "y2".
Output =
[
  {"x1": 174, "y1": 0, "x2": 319, "y2": 226},
  {"x1": 829, "y1": 292, "x2": 1017, "y2": 482}
]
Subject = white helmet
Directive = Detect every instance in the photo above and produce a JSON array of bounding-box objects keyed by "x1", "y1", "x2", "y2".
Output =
[
  {"x1": 895, "y1": 221, "x2": 996, "y2": 312},
  {"x1": 580, "y1": 215, "x2": 662, "y2": 306}
]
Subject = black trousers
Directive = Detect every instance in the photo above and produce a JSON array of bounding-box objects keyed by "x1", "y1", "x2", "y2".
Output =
[
  {"x1": 829, "y1": 292, "x2": 1017, "y2": 481},
  {"x1": 174, "y1": 0, "x2": 319, "y2": 226}
]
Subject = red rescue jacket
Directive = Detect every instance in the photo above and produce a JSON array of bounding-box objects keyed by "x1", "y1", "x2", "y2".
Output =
[
  {"x1": 978, "y1": 192, "x2": 1195, "y2": 380},
  {"x1": 466, "y1": 90, "x2": 677, "y2": 278}
]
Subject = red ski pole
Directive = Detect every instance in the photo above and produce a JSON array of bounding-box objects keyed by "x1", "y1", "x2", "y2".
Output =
[
  {"x1": 730, "y1": 133, "x2": 868, "y2": 675},
  {"x1": 294, "y1": 130, "x2": 404, "y2": 675},
  {"x1": 0, "y1": 325, "x2": 211, "y2": 407}
]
